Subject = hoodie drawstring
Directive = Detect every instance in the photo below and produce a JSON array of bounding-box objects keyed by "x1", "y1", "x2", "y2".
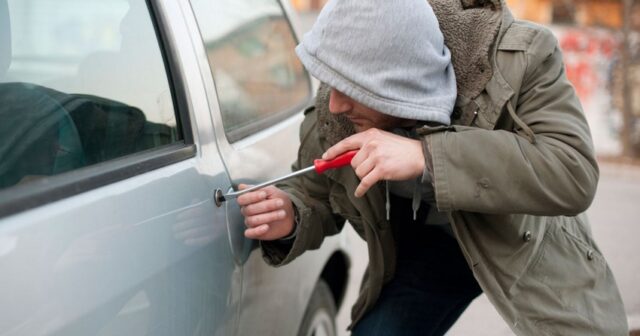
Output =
[
  {"x1": 385, "y1": 178, "x2": 422, "y2": 222},
  {"x1": 385, "y1": 180, "x2": 390, "y2": 221},
  {"x1": 412, "y1": 177, "x2": 422, "y2": 221},
  {"x1": 506, "y1": 102, "x2": 536, "y2": 144}
]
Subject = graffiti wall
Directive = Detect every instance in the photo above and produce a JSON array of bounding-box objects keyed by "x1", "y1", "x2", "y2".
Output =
[{"x1": 553, "y1": 26, "x2": 622, "y2": 155}]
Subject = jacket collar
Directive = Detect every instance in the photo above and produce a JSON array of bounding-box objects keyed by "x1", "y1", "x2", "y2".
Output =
[
  {"x1": 428, "y1": 0, "x2": 504, "y2": 101},
  {"x1": 484, "y1": 6, "x2": 515, "y2": 109}
]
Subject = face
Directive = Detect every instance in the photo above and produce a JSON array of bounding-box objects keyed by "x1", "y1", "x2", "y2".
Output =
[{"x1": 328, "y1": 88, "x2": 415, "y2": 132}]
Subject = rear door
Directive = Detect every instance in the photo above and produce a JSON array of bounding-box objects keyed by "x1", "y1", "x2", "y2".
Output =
[
  {"x1": 183, "y1": 0, "x2": 329, "y2": 333},
  {"x1": 186, "y1": 0, "x2": 312, "y2": 264},
  {"x1": 0, "y1": 0, "x2": 239, "y2": 335}
]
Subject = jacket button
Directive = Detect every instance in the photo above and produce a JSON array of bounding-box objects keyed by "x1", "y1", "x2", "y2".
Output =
[
  {"x1": 522, "y1": 231, "x2": 532, "y2": 242},
  {"x1": 479, "y1": 177, "x2": 490, "y2": 188},
  {"x1": 587, "y1": 250, "x2": 595, "y2": 260}
]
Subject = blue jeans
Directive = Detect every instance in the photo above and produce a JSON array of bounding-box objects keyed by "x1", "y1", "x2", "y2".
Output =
[{"x1": 352, "y1": 197, "x2": 482, "y2": 336}]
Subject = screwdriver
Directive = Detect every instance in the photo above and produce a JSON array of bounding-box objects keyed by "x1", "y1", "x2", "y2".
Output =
[{"x1": 221, "y1": 150, "x2": 358, "y2": 201}]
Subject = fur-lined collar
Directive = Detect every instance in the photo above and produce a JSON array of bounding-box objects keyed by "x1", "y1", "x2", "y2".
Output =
[
  {"x1": 315, "y1": 0, "x2": 506, "y2": 145},
  {"x1": 429, "y1": 0, "x2": 503, "y2": 100}
]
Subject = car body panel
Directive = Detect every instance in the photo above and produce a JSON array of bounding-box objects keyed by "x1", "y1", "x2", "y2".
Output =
[
  {"x1": 0, "y1": 0, "x2": 353, "y2": 335},
  {"x1": 0, "y1": 161, "x2": 239, "y2": 336},
  {"x1": 174, "y1": 0, "x2": 349, "y2": 334}
]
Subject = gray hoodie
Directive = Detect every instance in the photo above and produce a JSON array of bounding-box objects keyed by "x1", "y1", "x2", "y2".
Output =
[{"x1": 295, "y1": 0, "x2": 456, "y2": 124}]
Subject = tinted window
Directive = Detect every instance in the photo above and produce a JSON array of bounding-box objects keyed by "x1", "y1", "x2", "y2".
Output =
[
  {"x1": 189, "y1": 0, "x2": 311, "y2": 142},
  {"x1": 0, "y1": 0, "x2": 180, "y2": 190}
]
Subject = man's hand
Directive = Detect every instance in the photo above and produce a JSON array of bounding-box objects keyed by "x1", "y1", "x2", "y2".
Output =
[
  {"x1": 236, "y1": 184, "x2": 296, "y2": 240},
  {"x1": 322, "y1": 128, "x2": 425, "y2": 197}
]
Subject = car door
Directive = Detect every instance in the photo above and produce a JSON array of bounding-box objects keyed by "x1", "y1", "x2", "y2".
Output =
[
  {"x1": 185, "y1": 0, "x2": 312, "y2": 261},
  {"x1": 0, "y1": 0, "x2": 240, "y2": 335},
  {"x1": 183, "y1": 0, "x2": 342, "y2": 334}
]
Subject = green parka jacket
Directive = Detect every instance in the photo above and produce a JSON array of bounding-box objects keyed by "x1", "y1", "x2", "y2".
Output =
[{"x1": 261, "y1": 1, "x2": 628, "y2": 335}]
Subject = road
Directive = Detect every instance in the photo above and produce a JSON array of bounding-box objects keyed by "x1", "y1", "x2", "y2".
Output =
[{"x1": 335, "y1": 162, "x2": 640, "y2": 335}]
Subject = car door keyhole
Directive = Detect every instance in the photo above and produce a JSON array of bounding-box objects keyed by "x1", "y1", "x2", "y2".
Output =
[{"x1": 214, "y1": 188, "x2": 224, "y2": 207}]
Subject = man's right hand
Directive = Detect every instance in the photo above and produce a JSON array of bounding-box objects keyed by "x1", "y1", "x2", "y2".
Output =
[{"x1": 236, "y1": 184, "x2": 296, "y2": 241}]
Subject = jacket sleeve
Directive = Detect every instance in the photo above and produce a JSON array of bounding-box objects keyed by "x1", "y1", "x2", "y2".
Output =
[
  {"x1": 426, "y1": 28, "x2": 599, "y2": 216},
  {"x1": 260, "y1": 110, "x2": 345, "y2": 266}
]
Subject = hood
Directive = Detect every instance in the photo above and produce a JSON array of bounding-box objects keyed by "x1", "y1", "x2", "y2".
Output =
[
  {"x1": 297, "y1": 0, "x2": 457, "y2": 124},
  {"x1": 315, "y1": 0, "x2": 507, "y2": 145}
]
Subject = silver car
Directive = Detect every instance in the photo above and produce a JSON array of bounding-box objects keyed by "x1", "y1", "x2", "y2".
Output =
[{"x1": 0, "y1": 0, "x2": 354, "y2": 335}]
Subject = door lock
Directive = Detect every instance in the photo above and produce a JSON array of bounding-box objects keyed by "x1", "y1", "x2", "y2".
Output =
[{"x1": 214, "y1": 189, "x2": 224, "y2": 207}]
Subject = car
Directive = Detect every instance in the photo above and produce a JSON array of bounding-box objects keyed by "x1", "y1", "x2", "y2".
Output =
[{"x1": 0, "y1": 0, "x2": 356, "y2": 335}]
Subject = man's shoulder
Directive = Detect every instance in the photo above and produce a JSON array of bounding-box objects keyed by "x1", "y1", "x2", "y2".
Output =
[
  {"x1": 496, "y1": 19, "x2": 561, "y2": 85},
  {"x1": 498, "y1": 20, "x2": 558, "y2": 56}
]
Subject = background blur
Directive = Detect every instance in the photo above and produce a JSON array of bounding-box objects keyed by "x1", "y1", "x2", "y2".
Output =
[{"x1": 289, "y1": 0, "x2": 640, "y2": 335}]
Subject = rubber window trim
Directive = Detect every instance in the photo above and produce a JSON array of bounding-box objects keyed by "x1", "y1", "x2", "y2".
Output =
[{"x1": 0, "y1": 144, "x2": 196, "y2": 218}]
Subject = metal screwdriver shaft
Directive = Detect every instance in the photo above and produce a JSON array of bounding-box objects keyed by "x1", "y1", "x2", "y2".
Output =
[
  {"x1": 222, "y1": 150, "x2": 358, "y2": 201},
  {"x1": 223, "y1": 166, "x2": 316, "y2": 200}
]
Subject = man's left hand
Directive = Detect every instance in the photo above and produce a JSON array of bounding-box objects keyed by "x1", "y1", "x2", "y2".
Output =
[{"x1": 322, "y1": 128, "x2": 425, "y2": 197}]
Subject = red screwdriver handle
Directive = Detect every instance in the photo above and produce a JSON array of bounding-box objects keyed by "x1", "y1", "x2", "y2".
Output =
[{"x1": 313, "y1": 150, "x2": 358, "y2": 175}]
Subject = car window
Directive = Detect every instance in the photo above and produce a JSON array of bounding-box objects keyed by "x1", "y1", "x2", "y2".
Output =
[
  {"x1": 0, "y1": 0, "x2": 181, "y2": 191},
  {"x1": 189, "y1": 0, "x2": 311, "y2": 143}
]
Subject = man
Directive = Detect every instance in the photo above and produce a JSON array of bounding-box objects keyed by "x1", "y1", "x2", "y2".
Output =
[{"x1": 238, "y1": 0, "x2": 628, "y2": 335}]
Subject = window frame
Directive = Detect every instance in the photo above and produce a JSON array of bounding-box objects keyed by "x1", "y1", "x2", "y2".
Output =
[
  {"x1": 0, "y1": 0, "x2": 196, "y2": 218},
  {"x1": 190, "y1": 0, "x2": 313, "y2": 144}
]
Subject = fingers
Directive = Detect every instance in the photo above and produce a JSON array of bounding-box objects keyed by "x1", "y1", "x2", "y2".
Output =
[
  {"x1": 353, "y1": 156, "x2": 375, "y2": 180},
  {"x1": 323, "y1": 128, "x2": 426, "y2": 198},
  {"x1": 244, "y1": 224, "x2": 270, "y2": 239},
  {"x1": 236, "y1": 185, "x2": 267, "y2": 206},
  {"x1": 235, "y1": 184, "x2": 294, "y2": 240},
  {"x1": 242, "y1": 205, "x2": 287, "y2": 240},
  {"x1": 322, "y1": 131, "x2": 379, "y2": 197},
  {"x1": 355, "y1": 168, "x2": 383, "y2": 197},
  {"x1": 244, "y1": 209, "x2": 287, "y2": 228},
  {"x1": 241, "y1": 198, "x2": 285, "y2": 216},
  {"x1": 322, "y1": 131, "x2": 374, "y2": 159},
  {"x1": 237, "y1": 186, "x2": 286, "y2": 222},
  {"x1": 350, "y1": 140, "x2": 381, "y2": 197}
]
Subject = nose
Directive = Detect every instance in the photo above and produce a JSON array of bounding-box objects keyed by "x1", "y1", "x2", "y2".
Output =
[{"x1": 328, "y1": 88, "x2": 352, "y2": 115}]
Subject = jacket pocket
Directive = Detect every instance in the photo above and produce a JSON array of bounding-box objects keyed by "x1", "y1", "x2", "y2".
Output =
[
  {"x1": 510, "y1": 217, "x2": 607, "y2": 333},
  {"x1": 528, "y1": 218, "x2": 605, "y2": 291}
]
